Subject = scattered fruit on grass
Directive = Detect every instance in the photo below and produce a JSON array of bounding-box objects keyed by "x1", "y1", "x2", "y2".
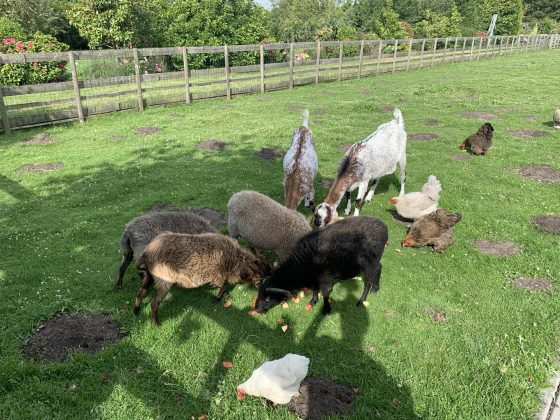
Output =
[
  {"x1": 305, "y1": 304, "x2": 313, "y2": 312},
  {"x1": 303, "y1": 288, "x2": 312, "y2": 294},
  {"x1": 281, "y1": 325, "x2": 289, "y2": 333},
  {"x1": 198, "y1": 415, "x2": 208, "y2": 420},
  {"x1": 362, "y1": 301, "x2": 370, "y2": 307},
  {"x1": 248, "y1": 310, "x2": 258, "y2": 316},
  {"x1": 298, "y1": 290, "x2": 305, "y2": 298},
  {"x1": 223, "y1": 301, "x2": 233, "y2": 308},
  {"x1": 222, "y1": 361, "x2": 233, "y2": 368},
  {"x1": 395, "y1": 249, "x2": 402, "y2": 253},
  {"x1": 69, "y1": 383, "x2": 78, "y2": 391},
  {"x1": 281, "y1": 302, "x2": 289, "y2": 309},
  {"x1": 291, "y1": 296, "x2": 300, "y2": 303},
  {"x1": 276, "y1": 318, "x2": 285, "y2": 325}
]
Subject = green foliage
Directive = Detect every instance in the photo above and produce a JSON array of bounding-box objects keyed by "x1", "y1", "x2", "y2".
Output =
[
  {"x1": 524, "y1": 0, "x2": 560, "y2": 21},
  {"x1": 480, "y1": 0, "x2": 523, "y2": 35},
  {"x1": 349, "y1": 0, "x2": 386, "y2": 32},
  {"x1": 375, "y1": 0, "x2": 408, "y2": 39},
  {"x1": 537, "y1": 17, "x2": 557, "y2": 33},
  {"x1": 0, "y1": 17, "x2": 26, "y2": 40},
  {"x1": 0, "y1": 34, "x2": 69, "y2": 85}
]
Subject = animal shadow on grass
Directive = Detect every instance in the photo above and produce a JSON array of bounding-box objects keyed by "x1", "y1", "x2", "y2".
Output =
[{"x1": 0, "y1": 173, "x2": 35, "y2": 202}]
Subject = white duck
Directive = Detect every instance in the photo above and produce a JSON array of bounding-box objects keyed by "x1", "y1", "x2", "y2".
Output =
[
  {"x1": 390, "y1": 175, "x2": 441, "y2": 220},
  {"x1": 236, "y1": 353, "x2": 309, "y2": 404}
]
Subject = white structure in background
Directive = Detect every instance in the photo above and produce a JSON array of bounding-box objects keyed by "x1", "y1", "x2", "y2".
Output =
[{"x1": 488, "y1": 14, "x2": 498, "y2": 37}]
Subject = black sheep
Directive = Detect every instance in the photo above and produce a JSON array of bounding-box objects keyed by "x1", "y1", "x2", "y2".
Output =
[{"x1": 255, "y1": 216, "x2": 388, "y2": 315}]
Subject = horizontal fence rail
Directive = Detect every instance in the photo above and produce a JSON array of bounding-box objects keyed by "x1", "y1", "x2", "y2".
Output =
[{"x1": 0, "y1": 34, "x2": 558, "y2": 133}]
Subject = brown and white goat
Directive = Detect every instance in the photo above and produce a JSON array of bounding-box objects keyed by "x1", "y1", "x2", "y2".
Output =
[
  {"x1": 313, "y1": 108, "x2": 407, "y2": 227},
  {"x1": 283, "y1": 109, "x2": 318, "y2": 210}
]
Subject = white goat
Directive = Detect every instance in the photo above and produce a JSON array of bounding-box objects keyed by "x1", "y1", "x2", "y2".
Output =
[
  {"x1": 283, "y1": 109, "x2": 318, "y2": 209},
  {"x1": 313, "y1": 108, "x2": 407, "y2": 227}
]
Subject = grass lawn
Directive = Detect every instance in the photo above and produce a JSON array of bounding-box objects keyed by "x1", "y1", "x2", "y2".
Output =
[{"x1": 0, "y1": 49, "x2": 559, "y2": 419}]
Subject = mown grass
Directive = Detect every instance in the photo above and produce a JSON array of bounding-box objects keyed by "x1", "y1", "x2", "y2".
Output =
[{"x1": 0, "y1": 49, "x2": 559, "y2": 419}]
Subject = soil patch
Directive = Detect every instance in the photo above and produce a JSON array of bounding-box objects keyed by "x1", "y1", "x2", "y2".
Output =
[
  {"x1": 427, "y1": 309, "x2": 447, "y2": 322},
  {"x1": 22, "y1": 312, "x2": 126, "y2": 363},
  {"x1": 379, "y1": 105, "x2": 394, "y2": 113},
  {"x1": 320, "y1": 178, "x2": 334, "y2": 188},
  {"x1": 359, "y1": 88, "x2": 370, "y2": 93},
  {"x1": 135, "y1": 126, "x2": 161, "y2": 135},
  {"x1": 451, "y1": 154, "x2": 471, "y2": 161},
  {"x1": 408, "y1": 133, "x2": 438, "y2": 141},
  {"x1": 337, "y1": 143, "x2": 353, "y2": 152},
  {"x1": 22, "y1": 133, "x2": 56, "y2": 145},
  {"x1": 186, "y1": 207, "x2": 226, "y2": 229},
  {"x1": 474, "y1": 240, "x2": 522, "y2": 257},
  {"x1": 169, "y1": 112, "x2": 182, "y2": 119},
  {"x1": 523, "y1": 115, "x2": 539, "y2": 121},
  {"x1": 508, "y1": 130, "x2": 549, "y2": 138},
  {"x1": 424, "y1": 119, "x2": 443, "y2": 126},
  {"x1": 197, "y1": 140, "x2": 228, "y2": 151},
  {"x1": 460, "y1": 111, "x2": 500, "y2": 120},
  {"x1": 216, "y1": 104, "x2": 233, "y2": 109},
  {"x1": 17, "y1": 162, "x2": 64, "y2": 173},
  {"x1": 256, "y1": 147, "x2": 284, "y2": 160},
  {"x1": 110, "y1": 135, "x2": 128, "y2": 141},
  {"x1": 518, "y1": 165, "x2": 560, "y2": 183},
  {"x1": 467, "y1": 92, "x2": 480, "y2": 100},
  {"x1": 511, "y1": 277, "x2": 555, "y2": 293},
  {"x1": 145, "y1": 202, "x2": 177, "y2": 212},
  {"x1": 288, "y1": 376, "x2": 356, "y2": 420},
  {"x1": 312, "y1": 108, "x2": 328, "y2": 115},
  {"x1": 288, "y1": 105, "x2": 306, "y2": 111},
  {"x1": 532, "y1": 215, "x2": 560, "y2": 235}
]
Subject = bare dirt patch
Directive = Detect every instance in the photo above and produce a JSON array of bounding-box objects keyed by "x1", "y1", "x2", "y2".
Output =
[
  {"x1": 467, "y1": 92, "x2": 480, "y2": 100},
  {"x1": 379, "y1": 105, "x2": 394, "y2": 113},
  {"x1": 320, "y1": 178, "x2": 334, "y2": 188},
  {"x1": 532, "y1": 215, "x2": 560, "y2": 235},
  {"x1": 288, "y1": 376, "x2": 356, "y2": 420},
  {"x1": 110, "y1": 135, "x2": 128, "y2": 141},
  {"x1": 511, "y1": 277, "x2": 555, "y2": 293},
  {"x1": 312, "y1": 108, "x2": 328, "y2": 115},
  {"x1": 145, "y1": 202, "x2": 176, "y2": 212},
  {"x1": 197, "y1": 139, "x2": 228, "y2": 151},
  {"x1": 186, "y1": 207, "x2": 226, "y2": 229},
  {"x1": 474, "y1": 240, "x2": 522, "y2": 257},
  {"x1": 22, "y1": 312, "x2": 126, "y2": 363},
  {"x1": 256, "y1": 147, "x2": 284, "y2": 160},
  {"x1": 518, "y1": 165, "x2": 560, "y2": 183},
  {"x1": 17, "y1": 162, "x2": 64, "y2": 173},
  {"x1": 508, "y1": 130, "x2": 549, "y2": 138},
  {"x1": 288, "y1": 105, "x2": 306, "y2": 111},
  {"x1": 408, "y1": 133, "x2": 438, "y2": 141},
  {"x1": 337, "y1": 143, "x2": 353, "y2": 152},
  {"x1": 359, "y1": 88, "x2": 370, "y2": 93},
  {"x1": 135, "y1": 126, "x2": 162, "y2": 135},
  {"x1": 22, "y1": 133, "x2": 56, "y2": 145},
  {"x1": 424, "y1": 119, "x2": 443, "y2": 126},
  {"x1": 523, "y1": 115, "x2": 539, "y2": 122},
  {"x1": 427, "y1": 309, "x2": 447, "y2": 322},
  {"x1": 451, "y1": 154, "x2": 471, "y2": 161},
  {"x1": 216, "y1": 104, "x2": 233, "y2": 109},
  {"x1": 460, "y1": 111, "x2": 500, "y2": 120}
]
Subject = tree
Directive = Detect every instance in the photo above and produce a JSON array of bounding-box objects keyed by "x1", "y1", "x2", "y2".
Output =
[
  {"x1": 375, "y1": 0, "x2": 408, "y2": 39},
  {"x1": 524, "y1": 0, "x2": 560, "y2": 21},
  {"x1": 349, "y1": 0, "x2": 386, "y2": 33},
  {"x1": 0, "y1": 16, "x2": 26, "y2": 40},
  {"x1": 479, "y1": 0, "x2": 523, "y2": 35}
]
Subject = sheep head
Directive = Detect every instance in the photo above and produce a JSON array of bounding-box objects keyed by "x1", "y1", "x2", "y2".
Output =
[
  {"x1": 255, "y1": 279, "x2": 292, "y2": 313},
  {"x1": 240, "y1": 254, "x2": 271, "y2": 285},
  {"x1": 313, "y1": 203, "x2": 337, "y2": 228}
]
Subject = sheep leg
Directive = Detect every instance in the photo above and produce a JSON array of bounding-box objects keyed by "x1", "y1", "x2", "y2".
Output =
[
  {"x1": 344, "y1": 191, "x2": 352, "y2": 215},
  {"x1": 364, "y1": 178, "x2": 379, "y2": 202},
  {"x1": 353, "y1": 182, "x2": 369, "y2": 216},
  {"x1": 304, "y1": 188, "x2": 315, "y2": 210},
  {"x1": 357, "y1": 263, "x2": 382, "y2": 306},
  {"x1": 215, "y1": 283, "x2": 229, "y2": 302},
  {"x1": 150, "y1": 280, "x2": 172, "y2": 327},
  {"x1": 308, "y1": 289, "x2": 319, "y2": 305},
  {"x1": 320, "y1": 281, "x2": 333, "y2": 315},
  {"x1": 398, "y1": 156, "x2": 407, "y2": 197},
  {"x1": 115, "y1": 249, "x2": 133, "y2": 290},
  {"x1": 133, "y1": 270, "x2": 154, "y2": 315}
]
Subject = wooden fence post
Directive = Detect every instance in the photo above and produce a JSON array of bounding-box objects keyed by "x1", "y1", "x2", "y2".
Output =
[
  {"x1": 132, "y1": 48, "x2": 144, "y2": 111},
  {"x1": 0, "y1": 87, "x2": 10, "y2": 134},
  {"x1": 419, "y1": 39, "x2": 426, "y2": 68},
  {"x1": 68, "y1": 52, "x2": 84, "y2": 123},
  {"x1": 338, "y1": 41, "x2": 343, "y2": 81},
  {"x1": 358, "y1": 40, "x2": 364, "y2": 78},
  {"x1": 461, "y1": 37, "x2": 467, "y2": 61},
  {"x1": 442, "y1": 38, "x2": 448, "y2": 62},
  {"x1": 406, "y1": 38, "x2": 413, "y2": 71},
  {"x1": 289, "y1": 43, "x2": 294, "y2": 89},
  {"x1": 492, "y1": 36, "x2": 498, "y2": 57},
  {"x1": 391, "y1": 39, "x2": 398, "y2": 74},
  {"x1": 259, "y1": 44, "x2": 265, "y2": 93},
  {"x1": 315, "y1": 41, "x2": 320, "y2": 84},
  {"x1": 452, "y1": 37, "x2": 458, "y2": 62},
  {"x1": 182, "y1": 47, "x2": 191, "y2": 104},
  {"x1": 469, "y1": 37, "x2": 475, "y2": 60},
  {"x1": 376, "y1": 40, "x2": 383, "y2": 75},
  {"x1": 510, "y1": 36, "x2": 515, "y2": 54},
  {"x1": 431, "y1": 38, "x2": 438, "y2": 68},
  {"x1": 477, "y1": 37, "x2": 483, "y2": 60},
  {"x1": 224, "y1": 45, "x2": 231, "y2": 99}
]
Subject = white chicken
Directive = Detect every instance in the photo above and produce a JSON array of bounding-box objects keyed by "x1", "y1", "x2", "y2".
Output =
[
  {"x1": 236, "y1": 353, "x2": 309, "y2": 404},
  {"x1": 390, "y1": 175, "x2": 441, "y2": 220}
]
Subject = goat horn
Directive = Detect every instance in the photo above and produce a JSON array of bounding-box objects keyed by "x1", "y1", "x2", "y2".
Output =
[{"x1": 265, "y1": 288, "x2": 293, "y2": 298}]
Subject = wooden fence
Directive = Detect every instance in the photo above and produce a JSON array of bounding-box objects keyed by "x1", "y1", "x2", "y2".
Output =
[{"x1": 0, "y1": 34, "x2": 558, "y2": 134}]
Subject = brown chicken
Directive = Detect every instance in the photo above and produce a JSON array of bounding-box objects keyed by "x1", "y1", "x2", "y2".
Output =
[
  {"x1": 460, "y1": 123, "x2": 494, "y2": 155},
  {"x1": 401, "y1": 209, "x2": 462, "y2": 253}
]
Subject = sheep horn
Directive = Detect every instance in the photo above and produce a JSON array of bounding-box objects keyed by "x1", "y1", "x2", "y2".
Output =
[{"x1": 265, "y1": 288, "x2": 293, "y2": 298}]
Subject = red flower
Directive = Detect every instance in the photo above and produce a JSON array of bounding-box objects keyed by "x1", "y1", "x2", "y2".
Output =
[
  {"x1": 57, "y1": 63, "x2": 65, "y2": 69},
  {"x1": 16, "y1": 41, "x2": 24, "y2": 51},
  {"x1": 26, "y1": 41, "x2": 33, "y2": 47},
  {"x1": 3, "y1": 37, "x2": 16, "y2": 45}
]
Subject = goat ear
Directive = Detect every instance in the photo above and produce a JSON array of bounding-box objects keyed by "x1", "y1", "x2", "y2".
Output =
[{"x1": 265, "y1": 288, "x2": 292, "y2": 298}]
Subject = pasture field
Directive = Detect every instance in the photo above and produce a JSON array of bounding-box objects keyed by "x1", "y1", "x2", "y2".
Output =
[{"x1": 0, "y1": 49, "x2": 559, "y2": 419}]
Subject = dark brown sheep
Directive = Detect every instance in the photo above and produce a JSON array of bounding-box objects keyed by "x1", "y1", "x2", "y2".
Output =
[
  {"x1": 133, "y1": 233, "x2": 270, "y2": 326},
  {"x1": 460, "y1": 123, "x2": 494, "y2": 155},
  {"x1": 401, "y1": 209, "x2": 462, "y2": 253}
]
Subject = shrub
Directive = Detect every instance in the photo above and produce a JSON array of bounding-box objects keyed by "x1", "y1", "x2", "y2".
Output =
[
  {"x1": 0, "y1": 34, "x2": 69, "y2": 85},
  {"x1": 0, "y1": 16, "x2": 26, "y2": 40}
]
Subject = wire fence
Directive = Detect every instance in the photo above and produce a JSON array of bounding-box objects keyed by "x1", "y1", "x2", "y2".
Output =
[{"x1": 0, "y1": 34, "x2": 558, "y2": 134}]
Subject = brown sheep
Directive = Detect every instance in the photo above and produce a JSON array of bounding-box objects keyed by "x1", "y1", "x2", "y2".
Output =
[
  {"x1": 460, "y1": 123, "x2": 494, "y2": 155},
  {"x1": 401, "y1": 209, "x2": 462, "y2": 253},
  {"x1": 133, "y1": 233, "x2": 270, "y2": 326}
]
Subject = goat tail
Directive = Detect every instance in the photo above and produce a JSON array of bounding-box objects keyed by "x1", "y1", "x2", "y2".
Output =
[
  {"x1": 302, "y1": 109, "x2": 309, "y2": 127},
  {"x1": 393, "y1": 108, "x2": 404, "y2": 127}
]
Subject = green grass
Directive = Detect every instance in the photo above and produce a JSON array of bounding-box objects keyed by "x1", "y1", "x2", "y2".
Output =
[{"x1": 1, "y1": 49, "x2": 559, "y2": 419}]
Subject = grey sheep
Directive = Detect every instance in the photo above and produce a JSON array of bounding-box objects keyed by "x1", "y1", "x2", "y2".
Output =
[
  {"x1": 227, "y1": 190, "x2": 311, "y2": 263},
  {"x1": 115, "y1": 210, "x2": 217, "y2": 290},
  {"x1": 134, "y1": 232, "x2": 270, "y2": 326}
]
